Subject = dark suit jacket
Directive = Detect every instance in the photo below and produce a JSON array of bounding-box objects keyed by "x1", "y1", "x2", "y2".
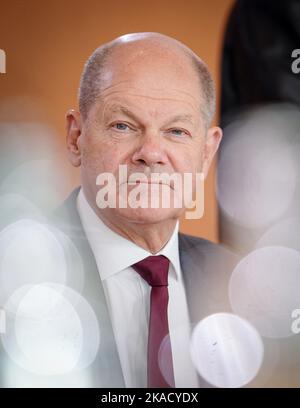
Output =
[{"x1": 49, "y1": 187, "x2": 240, "y2": 387}]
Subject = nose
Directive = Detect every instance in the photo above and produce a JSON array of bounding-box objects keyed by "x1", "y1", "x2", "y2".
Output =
[{"x1": 131, "y1": 130, "x2": 168, "y2": 168}]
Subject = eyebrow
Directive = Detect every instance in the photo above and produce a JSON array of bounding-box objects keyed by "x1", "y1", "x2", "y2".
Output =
[
  {"x1": 163, "y1": 114, "x2": 195, "y2": 127},
  {"x1": 105, "y1": 104, "x2": 140, "y2": 122},
  {"x1": 105, "y1": 104, "x2": 195, "y2": 127}
]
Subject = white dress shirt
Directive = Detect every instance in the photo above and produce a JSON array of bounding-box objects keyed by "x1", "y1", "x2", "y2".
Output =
[{"x1": 77, "y1": 188, "x2": 198, "y2": 387}]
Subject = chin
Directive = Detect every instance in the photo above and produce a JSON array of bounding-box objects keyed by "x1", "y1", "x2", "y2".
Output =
[{"x1": 114, "y1": 207, "x2": 181, "y2": 225}]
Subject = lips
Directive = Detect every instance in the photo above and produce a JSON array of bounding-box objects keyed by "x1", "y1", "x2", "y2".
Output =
[{"x1": 126, "y1": 180, "x2": 173, "y2": 190}]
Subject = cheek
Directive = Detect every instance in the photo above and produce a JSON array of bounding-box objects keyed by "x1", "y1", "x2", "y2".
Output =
[
  {"x1": 173, "y1": 145, "x2": 203, "y2": 175},
  {"x1": 192, "y1": 141, "x2": 205, "y2": 173},
  {"x1": 81, "y1": 136, "x2": 127, "y2": 179}
]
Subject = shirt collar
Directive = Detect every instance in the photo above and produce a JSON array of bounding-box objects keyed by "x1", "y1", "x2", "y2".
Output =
[{"x1": 76, "y1": 188, "x2": 181, "y2": 281}]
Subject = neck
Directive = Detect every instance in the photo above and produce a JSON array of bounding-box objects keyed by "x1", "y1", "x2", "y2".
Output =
[
  {"x1": 82, "y1": 187, "x2": 179, "y2": 253},
  {"x1": 108, "y1": 217, "x2": 177, "y2": 254},
  {"x1": 99, "y1": 213, "x2": 177, "y2": 254}
]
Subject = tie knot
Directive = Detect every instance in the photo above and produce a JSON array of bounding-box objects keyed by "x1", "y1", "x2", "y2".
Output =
[{"x1": 132, "y1": 255, "x2": 170, "y2": 287}]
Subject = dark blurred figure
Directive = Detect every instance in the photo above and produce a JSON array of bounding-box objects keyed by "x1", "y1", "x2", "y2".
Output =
[
  {"x1": 221, "y1": 0, "x2": 300, "y2": 127},
  {"x1": 218, "y1": 0, "x2": 300, "y2": 387},
  {"x1": 219, "y1": 0, "x2": 300, "y2": 253}
]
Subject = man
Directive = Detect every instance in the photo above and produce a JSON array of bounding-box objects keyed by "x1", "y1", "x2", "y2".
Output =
[{"x1": 53, "y1": 32, "x2": 238, "y2": 388}]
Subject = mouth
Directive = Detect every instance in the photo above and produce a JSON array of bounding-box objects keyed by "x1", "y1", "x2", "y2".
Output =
[{"x1": 126, "y1": 180, "x2": 174, "y2": 190}]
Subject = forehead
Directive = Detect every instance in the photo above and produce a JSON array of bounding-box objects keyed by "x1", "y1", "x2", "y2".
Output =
[
  {"x1": 98, "y1": 42, "x2": 202, "y2": 109},
  {"x1": 99, "y1": 95, "x2": 201, "y2": 128}
]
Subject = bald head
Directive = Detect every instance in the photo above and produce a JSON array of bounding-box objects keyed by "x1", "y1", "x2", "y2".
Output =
[{"x1": 78, "y1": 32, "x2": 215, "y2": 128}]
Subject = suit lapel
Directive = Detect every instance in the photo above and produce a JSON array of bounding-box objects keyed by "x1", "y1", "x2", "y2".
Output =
[
  {"x1": 179, "y1": 232, "x2": 239, "y2": 324},
  {"x1": 51, "y1": 188, "x2": 125, "y2": 387},
  {"x1": 52, "y1": 189, "x2": 238, "y2": 387}
]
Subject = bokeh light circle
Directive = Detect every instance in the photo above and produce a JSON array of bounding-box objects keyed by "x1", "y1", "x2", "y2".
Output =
[
  {"x1": 2, "y1": 283, "x2": 100, "y2": 375},
  {"x1": 229, "y1": 246, "x2": 300, "y2": 338},
  {"x1": 190, "y1": 313, "x2": 264, "y2": 388}
]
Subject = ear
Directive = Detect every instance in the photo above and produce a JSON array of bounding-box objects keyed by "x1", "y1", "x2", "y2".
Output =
[
  {"x1": 66, "y1": 109, "x2": 83, "y2": 167},
  {"x1": 202, "y1": 126, "x2": 222, "y2": 179}
]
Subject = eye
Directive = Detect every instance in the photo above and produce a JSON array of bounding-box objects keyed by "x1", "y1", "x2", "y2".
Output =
[
  {"x1": 169, "y1": 128, "x2": 189, "y2": 137},
  {"x1": 112, "y1": 122, "x2": 131, "y2": 131}
]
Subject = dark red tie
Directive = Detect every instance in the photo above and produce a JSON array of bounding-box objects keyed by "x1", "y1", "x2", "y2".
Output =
[{"x1": 132, "y1": 255, "x2": 175, "y2": 388}]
